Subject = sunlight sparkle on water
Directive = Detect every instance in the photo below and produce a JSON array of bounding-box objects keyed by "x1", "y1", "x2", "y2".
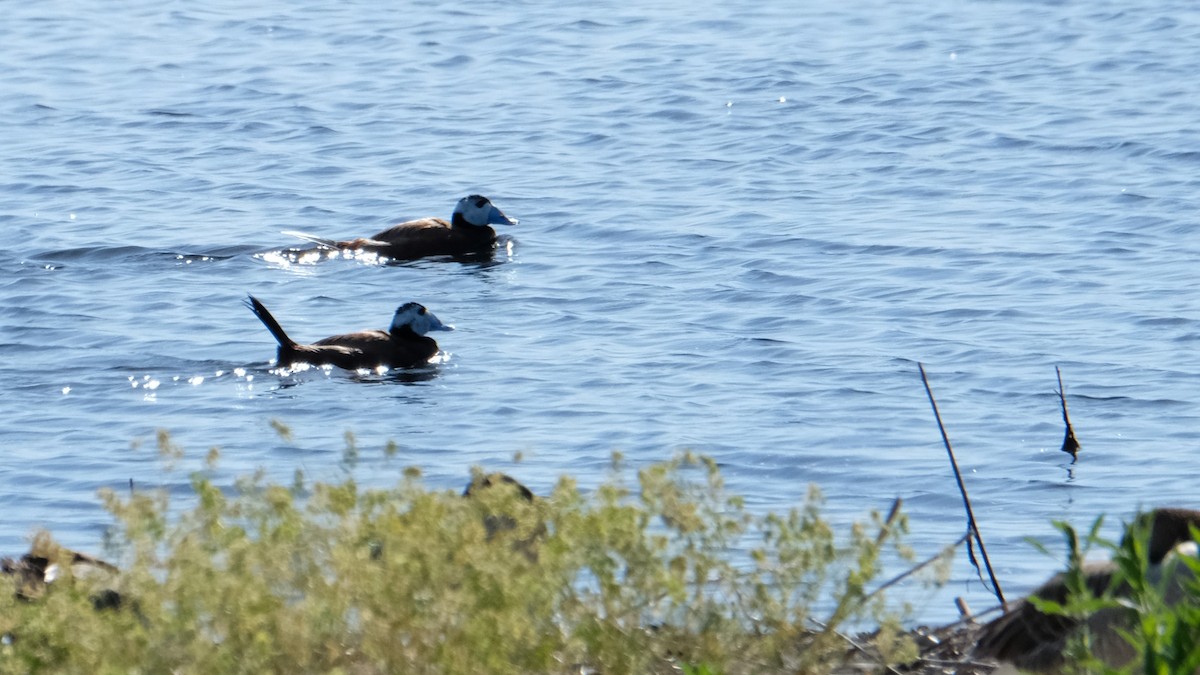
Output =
[
  {"x1": 126, "y1": 375, "x2": 161, "y2": 389},
  {"x1": 343, "y1": 249, "x2": 383, "y2": 265}
]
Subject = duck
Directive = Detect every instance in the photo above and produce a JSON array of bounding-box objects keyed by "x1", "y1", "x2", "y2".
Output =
[
  {"x1": 367, "y1": 473, "x2": 541, "y2": 564},
  {"x1": 2, "y1": 534, "x2": 120, "y2": 608},
  {"x1": 972, "y1": 507, "x2": 1200, "y2": 673},
  {"x1": 463, "y1": 472, "x2": 544, "y2": 561},
  {"x1": 284, "y1": 194, "x2": 518, "y2": 260},
  {"x1": 245, "y1": 295, "x2": 451, "y2": 370}
]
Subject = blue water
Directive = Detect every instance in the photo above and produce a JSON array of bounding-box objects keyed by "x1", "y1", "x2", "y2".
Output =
[{"x1": 3, "y1": 0, "x2": 1198, "y2": 623}]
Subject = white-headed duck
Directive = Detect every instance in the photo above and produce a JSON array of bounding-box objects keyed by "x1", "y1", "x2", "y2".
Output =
[
  {"x1": 285, "y1": 194, "x2": 517, "y2": 260},
  {"x1": 973, "y1": 507, "x2": 1200, "y2": 673},
  {"x1": 245, "y1": 295, "x2": 451, "y2": 370},
  {"x1": 2, "y1": 534, "x2": 119, "y2": 606},
  {"x1": 463, "y1": 472, "x2": 543, "y2": 561}
]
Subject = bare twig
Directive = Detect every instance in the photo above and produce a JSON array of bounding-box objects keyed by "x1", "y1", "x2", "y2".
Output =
[
  {"x1": 918, "y1": 363, "x2": 1006, "y2": 610},
  {"x1": 874, "y1": 497, "x2": 904, "y2": 549},
  {"x1": 818, "y1": 498, "x2": 905, "y2": 639},
  {"x1": 1056, "y1": 366, "x2": 1080, "y2": 463},
  {"x1": 808, "y1": 618, "x2": 907, "y2": 675},
  {"x1": 864, "y1": 531, "x2": 970, "y2": 604},
  {"x1": 955, "y1": 596, "x2": 972, "y2": 618}
]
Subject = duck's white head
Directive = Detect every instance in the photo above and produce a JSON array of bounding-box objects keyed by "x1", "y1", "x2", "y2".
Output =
[
  {"x1": 453, "y1": 194, "x2": 518, "y2": 227},
  {"x1": 391, "y1": 302, "x2": 453, "y2": 334},
  {"x1": 1170, "y1": 540, "x2": 1200, "y2": 560}
]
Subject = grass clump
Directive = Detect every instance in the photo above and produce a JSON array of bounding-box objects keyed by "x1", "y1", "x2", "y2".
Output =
[
  {"x1": 1027, "y1": 517, "x2": 1200, "y2": 674},
  {"x1": 0, "y1": 450, "x2": 930, "y2": 674}
]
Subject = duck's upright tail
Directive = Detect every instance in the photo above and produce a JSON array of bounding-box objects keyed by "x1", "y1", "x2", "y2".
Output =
[
  {"x1": 281, "y1": 230, "x2": 342, "y2": 250},
  {"x1": 244, "y1": 295, "x2": 297, "y2": 351}
]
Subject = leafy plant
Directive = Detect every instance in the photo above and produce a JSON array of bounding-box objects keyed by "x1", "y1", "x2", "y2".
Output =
[
  {"x1": 0, "y1": 437, "x2": 936, "y2": 674},
  {"x1": 1027, "y1": 515, "x2": 1200, "y2": 674}
]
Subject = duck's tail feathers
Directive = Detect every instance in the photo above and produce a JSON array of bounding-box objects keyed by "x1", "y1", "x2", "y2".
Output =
[
  {"x1": 244, "y1": 295, "x2": 296, "y2": 349},
  {"x1": 281, "y1": 230, "x2": 341, "y2": 250}
]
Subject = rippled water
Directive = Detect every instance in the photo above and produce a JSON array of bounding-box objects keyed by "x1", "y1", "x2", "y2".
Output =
[{"x1": 2, "y1": 0, "x2": 1198, "y2": 623}]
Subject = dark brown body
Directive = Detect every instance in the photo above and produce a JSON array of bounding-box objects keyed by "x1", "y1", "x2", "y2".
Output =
[
  {"x1": 974, "y1": 561, "x2": 1129, "y2": 672},
  {"x1": 2, "y1": 542, "x2": 119, "y2": 605},
  {"x1": 342, "y1": 216, "x2": 500, "y2": 260},
  {"x1": 245, "y1": 296, "x2": 440, "y2": 370},
  {"x1": 974, "y1": 507, "x2": 1200, "y2": 672},
  {"x1": 463, "y1": 473, "x2": 543, "y2": 561},
  {"x1": 284, "y1": 195, "x2": 515, "y2": 261}
]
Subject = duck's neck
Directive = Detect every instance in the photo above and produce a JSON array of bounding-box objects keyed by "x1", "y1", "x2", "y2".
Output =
[
  {"x1": 451, "y1": 212, "x2": 487, "y2": 229},
  {"x1": 390, "y1": 325, "x2": 432, "y2": 343}
]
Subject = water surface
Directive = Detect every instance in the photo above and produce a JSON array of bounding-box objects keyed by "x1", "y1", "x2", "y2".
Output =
[{"x1": 2, "y1": 0, "x2": 1198, "y2": 623}]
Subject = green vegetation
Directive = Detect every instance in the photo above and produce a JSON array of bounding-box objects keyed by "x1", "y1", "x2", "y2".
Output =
[
  {"x1": 0, "y1": 433, "x2": 941, "y2": 674},
  {"x1": 1029, "y1": 518, "x2": 1200, "y2": 675}
]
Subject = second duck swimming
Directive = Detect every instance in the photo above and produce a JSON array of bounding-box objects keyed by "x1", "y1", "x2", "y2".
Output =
[
  {"x1": 284, "y1": 194, "x2": 517, "y2": 260},
  {"x1": 245, "y1": 295, "x2": 452, "y2": 370}
]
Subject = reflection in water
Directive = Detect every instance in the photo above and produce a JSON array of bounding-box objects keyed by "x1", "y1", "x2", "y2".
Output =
[
  {"x1": 257, "y1": 240, "x2": 510, "y2": 269},
  {"x1": 251, "y1": 361, "x2": 445, "y2": 390}
]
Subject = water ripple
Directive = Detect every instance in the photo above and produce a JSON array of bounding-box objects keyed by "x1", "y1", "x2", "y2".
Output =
[{"x1": 1, "y1": 0, "x2": 1198, "y2": 625}]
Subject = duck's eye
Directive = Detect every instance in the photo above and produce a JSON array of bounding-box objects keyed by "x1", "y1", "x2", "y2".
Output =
[{"x1": 472, "y1": 197, "x2": 487, "y2": 207}]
